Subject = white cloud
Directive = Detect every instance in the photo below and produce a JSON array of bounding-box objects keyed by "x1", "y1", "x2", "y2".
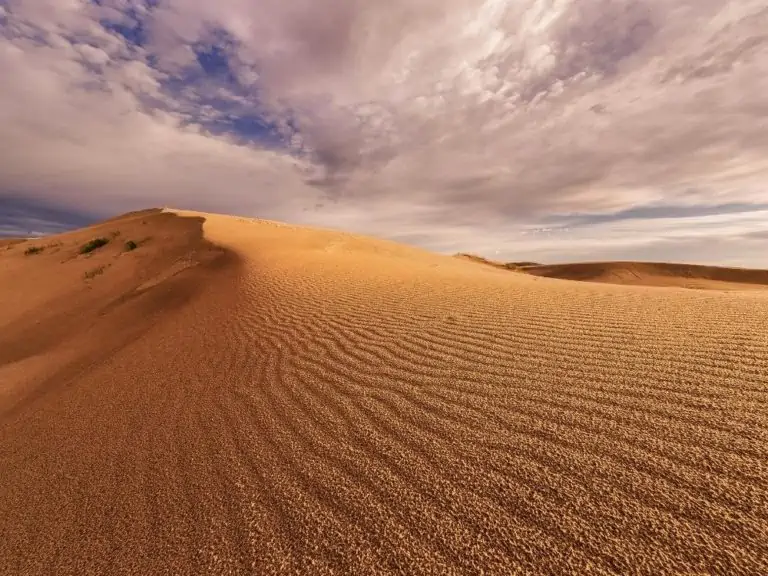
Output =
[{"x1": 1, "y1": 0, "x2": 767, "y2": 265}]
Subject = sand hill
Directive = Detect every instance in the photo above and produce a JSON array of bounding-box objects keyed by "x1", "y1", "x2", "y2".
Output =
[
  {"x1": 521, "y1": 261, "x2": 768, "y2": 290},
  {"x1": 455, "y1": 254, "x2": 768, "y2": 291},
  {"x1": 1, "y1": 209, "x2": 767, "y2": 575}
]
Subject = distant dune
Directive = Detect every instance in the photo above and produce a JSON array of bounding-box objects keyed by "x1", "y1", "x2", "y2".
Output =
[
  {"x1": 456, "y1": 253, "x2": 768, "y2": 290},
  {"x1": 1, "y1": 209, "x2": 767, "y2": 575},
  {"x1": 522, "y1": 261, "x2": 768, "y2": 290}
]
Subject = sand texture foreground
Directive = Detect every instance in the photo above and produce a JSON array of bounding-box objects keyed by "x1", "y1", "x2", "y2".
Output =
[{"x1": 1, "y1": 210, "x2": 767, "y2": 575}]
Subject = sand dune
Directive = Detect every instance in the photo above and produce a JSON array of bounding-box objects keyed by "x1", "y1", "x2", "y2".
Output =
[
  {"x1": 0, "y1": 239, "x2": 25, "y2": 249},
  {"x1": 1, "y1": 210, "x2": 767, "y2": 575},
  {"x1": 456, "y1": 254, "x2": 768, "y2": 291},
  {"x1": 521, "y1": 261, "x2": 768, "y2": 290}
]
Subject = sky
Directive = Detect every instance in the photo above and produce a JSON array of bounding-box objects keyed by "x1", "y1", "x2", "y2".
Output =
[{"x1": 1, "y1": 0, "x2": 767, "y2": 266}]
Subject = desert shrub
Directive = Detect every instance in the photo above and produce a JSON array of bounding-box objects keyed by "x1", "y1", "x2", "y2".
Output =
[
  {"x1": 125, "y1": 240, "x2": 138, "y2": 251},
  {"x1": 83, "y1": 265, "x2": 106, "y2": 279},
  {"x1": 24, "y1": 246, "x2": 44, "y2": 255},
  {"x1": 80, "y1": 237, "x2": 109, "y2": 254}
]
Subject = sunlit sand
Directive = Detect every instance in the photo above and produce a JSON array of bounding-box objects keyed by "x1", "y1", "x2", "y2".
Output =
[{"x1": 1, "y1": 209, "x2": 767, "y2": 575}]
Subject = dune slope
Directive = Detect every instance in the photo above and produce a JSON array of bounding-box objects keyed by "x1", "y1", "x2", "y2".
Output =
[
  {"x1": 521, "y1": 261, "x2": 768, "y2": 290},
  {"x1": 1, "y1": 210, "x2": 767, "y2": 575}
]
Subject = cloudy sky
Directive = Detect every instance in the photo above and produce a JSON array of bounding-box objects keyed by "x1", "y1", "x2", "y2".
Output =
[{"x1": 2, "y1": 0, "x2": 767, "y2": 265}]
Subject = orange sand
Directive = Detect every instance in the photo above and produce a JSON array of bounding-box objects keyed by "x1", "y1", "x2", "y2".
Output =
[{"x1": 1, "y1": 209, "x2": 767, "y2": 575}]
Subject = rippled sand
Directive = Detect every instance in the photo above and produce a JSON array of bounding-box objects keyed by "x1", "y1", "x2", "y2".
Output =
[{"x1": 1, "y1": 209, "x2": 767, "y2": 575}]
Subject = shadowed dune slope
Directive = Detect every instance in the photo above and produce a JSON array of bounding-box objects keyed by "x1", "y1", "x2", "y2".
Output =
[
  {"x1": 1, "y1": 209, "x2": 767, "y2": 575},
  {"x1": 521, "y1": 261, "x2": 768, "y2": 290},
  {"x1": 0, "y1": 209, "x2": 229, "y2": 412}
]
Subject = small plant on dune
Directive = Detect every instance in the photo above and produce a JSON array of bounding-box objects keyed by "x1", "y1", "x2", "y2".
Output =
[
  {"x1": 80, "y1": 237, "x2": 109, "y2": 254},
  {"x1": 24, "y1": 246, "x2": 44, "y2": 255},
  {"x1": 83, "y1": 265, "x2": 107, "y2": 280},
  {"x1": 124, "y1": 240, "x2": 138, "y2": 251}
]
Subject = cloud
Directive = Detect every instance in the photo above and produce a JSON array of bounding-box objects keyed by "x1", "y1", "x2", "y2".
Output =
[
  {"x1": 298, "y1": 203, "x2": 768, "y2": 268},
  {"x1": 0, "y1": 196, "x2": 96, "y2": 237},
  {"x1": 1, "y1": 0, "x2": 767, "y2": 264},
  {"x1": 540, "y1": 202, "x2": 768, "y2": 229}
]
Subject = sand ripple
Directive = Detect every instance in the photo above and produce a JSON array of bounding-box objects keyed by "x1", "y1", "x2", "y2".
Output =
[{"x1": 1, "y1": 211, "x2": 767, "y2": 575}]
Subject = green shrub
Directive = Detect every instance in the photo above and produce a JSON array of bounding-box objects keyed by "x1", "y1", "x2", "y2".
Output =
[
  {"x1": 124, "y1": 240, "x2": 138, "y2": 251},
  {"x1": 80, "y1": 237, "x2": 109, "y2": 254},
  {"x1": 24, "y1": 246, "x2": 44, "y2": 255},
  {"x1": 83, "y1": 265, "x2": 106, "y2": 279}
]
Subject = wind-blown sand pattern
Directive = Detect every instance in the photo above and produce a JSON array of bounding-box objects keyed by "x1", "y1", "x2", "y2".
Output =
[{"x1": 1, "y1": 210, "x2": 767, "y2": 575}]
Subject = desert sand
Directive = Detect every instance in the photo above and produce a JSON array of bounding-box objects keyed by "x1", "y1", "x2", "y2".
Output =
[
  {"x1": 520, "y1": 261, "x2": 768, "y2": 290},
  {"x1": 454, "y1": 254, "x2": 768, "y2": 291},
  {"x1": 1, "y1": 209, "x2": 767, "y2": 575}
]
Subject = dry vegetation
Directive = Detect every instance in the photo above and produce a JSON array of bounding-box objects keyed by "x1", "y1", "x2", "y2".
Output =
[
  {"x1": 79, "y1": 236, "x2": 110, "y2": 254},
  {"x1": 23, "y1": 245, "x2": 44, "y2": 256},
  {"x1": 83, "y1": 264, "x2": 108, "y2": 280},
  {"x1": 1, "y1": 210, "x2": 767, "y2": 575}
]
